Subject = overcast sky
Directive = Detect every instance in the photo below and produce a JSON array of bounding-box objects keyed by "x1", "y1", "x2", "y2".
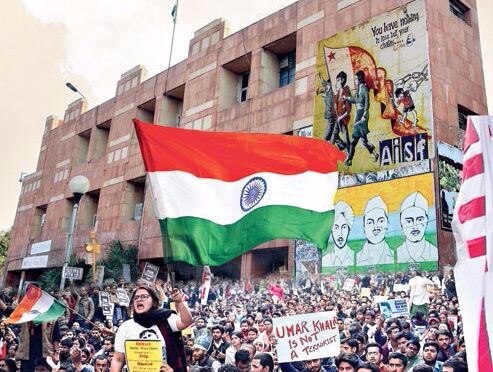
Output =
[{"x1": 0, "y1": 0, "x2": 491, "y2": 230}]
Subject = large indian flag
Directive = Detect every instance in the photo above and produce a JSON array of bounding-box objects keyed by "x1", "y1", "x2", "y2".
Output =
[
  {"x1": 5, "y1": 284, "x2": 65, "y2": 324},
  {"x1": 134, "y1": 119, "x2": 345, "y2": 266}
]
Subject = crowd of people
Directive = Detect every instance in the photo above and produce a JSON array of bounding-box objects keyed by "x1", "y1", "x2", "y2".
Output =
[{"x1": 0, "y1": 268, "x2": 467, "y2": 372}]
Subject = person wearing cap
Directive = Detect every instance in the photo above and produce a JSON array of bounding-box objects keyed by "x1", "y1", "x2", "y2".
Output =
[
  {"x1": 192, "y1": 328, "x2": 221, "y2": 371},
  {"x1": 397, "y1": 192, "x2": 438, "y2": 263},
  {"x1": 357, "y1": 196, "x2": 393, "y2": 266},
  {"x1": 322, "y1": 201, "x2": 355, "y2": 268}
]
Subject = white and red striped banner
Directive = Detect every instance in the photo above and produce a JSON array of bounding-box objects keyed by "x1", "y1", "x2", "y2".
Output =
[
  {"x1": 199, "y1": 266, "x2": 212, "y2": 306},
  {"x1": 452, "y1": 116, "x2": 493, "y2": 372}
]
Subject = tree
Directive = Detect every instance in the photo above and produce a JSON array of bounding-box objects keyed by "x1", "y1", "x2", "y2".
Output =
[{"x1": 0, "y1": 228, "x2": 11, "y2": 271}]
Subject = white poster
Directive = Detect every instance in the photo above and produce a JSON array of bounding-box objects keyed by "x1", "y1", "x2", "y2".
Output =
[
  {"x1": 378, "y1": 298, "x2": 409, "y2": 318},
  {"x1": 273, "y1": 312, "x2": 340, "y2": 362}
]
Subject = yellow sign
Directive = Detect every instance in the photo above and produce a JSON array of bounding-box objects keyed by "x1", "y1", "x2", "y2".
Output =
[
  {"x1": 125, "y1": 340, "x2": 163, "y2": 372},
  {"x1": 360, "y1": 288, "x2": 371, "y2": 298}
]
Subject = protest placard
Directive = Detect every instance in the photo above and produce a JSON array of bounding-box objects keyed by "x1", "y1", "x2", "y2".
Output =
[
  {"x1": 360, "y1": 287, "x2": 371, "y2": 298},
  {"x1": 273, "y1": 311, "x2": 340, "y2": 362},
  {"x1": 102, "y1": 302, "x2": 114, "y2": 318},
  {"x1": 343, "y1": 278, "x2": 355, "y2": 292},
  {"x1": 95, "y1": 266, "x2": 105, "y2": 287},
  {"x1": 122, "y1": 264, "x2": 132, "y2": 282},
  {"x1": 116, "y1": 288, "x2": 130, "y2": 307},
  {"x1": 125, "y1": 339, "x2": 162, "y2": 372},
  {"x1": 141, "y1": 262, "x2": 159, "y2": 284},
  {"x1": 377, "y1": 298, "x2": 409, "y2": 318},
  {"x1": 99, "y1": 291, "x2": 110, "y2": 305}
]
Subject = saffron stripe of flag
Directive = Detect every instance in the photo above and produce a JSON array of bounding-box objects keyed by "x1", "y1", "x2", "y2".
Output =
[{"x1": 135, "y1": 120, "x2": 340, "y2": 180}]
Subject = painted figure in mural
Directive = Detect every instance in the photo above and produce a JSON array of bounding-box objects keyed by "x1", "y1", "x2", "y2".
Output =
[
  {"x1": 397, "y1": 191, "x2": 438, "y2": 263},
  {"x1": 394, "y1": 88, "x2": 418, "y2": 128},
  {"x1": 331, "y1": 71, "x2": 352, "y2": 152},
  {"x1": 343, "y1": 70, "x2": 379, "y2": 166},
  {"x1": 322, "y1": 201, "x2": 354, "y2": 268},
  {"x1": 317, "y1": 74, "x2": 337, "y2": 143},
  {"x1": 357, "y1": 196, "x2": 394, "y2": 266}
]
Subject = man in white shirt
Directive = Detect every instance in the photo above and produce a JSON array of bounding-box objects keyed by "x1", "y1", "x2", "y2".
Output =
[{"x1": 408, "y1": 271, "x2": 434, "y2": 316}]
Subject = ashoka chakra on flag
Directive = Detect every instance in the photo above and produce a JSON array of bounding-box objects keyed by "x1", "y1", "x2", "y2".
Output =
[{"x1": 240, "y1": 177, "x2": 267, "y2": 211}]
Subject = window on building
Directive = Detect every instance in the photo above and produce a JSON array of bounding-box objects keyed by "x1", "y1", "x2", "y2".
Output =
[
  {"x1": 279, "y1": 51, "x2": 296, "y2": 87},
  {"x1": 219, "y1": 54, "x2": 252, "y2": 110},
  {"x1": 239, "y1": 72, "x2": 250, "y2": 102},
  {"x1": 160, "y1": 84, "x2": 185, "y2": 126},
  {"x1": 80, "y1": 190, "x2": 100, "y2": 229},
  {"x1": 458, "y1": 104, "x2": 477, "y2": 130},
  {"x1": 261, "y1": 32, "x2": 297, "y2": 94},
  {"x1": 449, "y1": 0, "x2": 470, "y2": 24},
  {"x1": 93, "y1": 120, "x2": 111, "y2": 160},
  {"x1": 74, "y1": 129, "x2": 91, "y2": 166},
  {"x1": 137, "y1": 99, "x2": 156, "y2": 123},
  {"x1": 31, "y1": 205, "x2": 47, "y2": 240},
  {"x1": 122, "y1": 177, "x2": 146, "y2": 221}
]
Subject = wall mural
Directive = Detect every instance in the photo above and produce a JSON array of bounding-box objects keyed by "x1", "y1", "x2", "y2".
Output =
[
  {"x1": 321, "y1": 173, "x2": 438, "y2": 274},
  {"x1": 314, "y1": 0, "x2": 433, "y2": 174}
]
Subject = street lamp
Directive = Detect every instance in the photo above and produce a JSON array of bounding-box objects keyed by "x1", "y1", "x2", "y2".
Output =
[
  {"x1": 66, "y1": 82, "x2": 86, "y2": 100},
  {"x1": 59, "y1": 175, "x2": 90, "y2": 290}
]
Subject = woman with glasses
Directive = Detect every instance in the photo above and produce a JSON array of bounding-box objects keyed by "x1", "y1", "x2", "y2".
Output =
[{"x1": 110, "y1": 285, "x2": 192, "y2": 372}]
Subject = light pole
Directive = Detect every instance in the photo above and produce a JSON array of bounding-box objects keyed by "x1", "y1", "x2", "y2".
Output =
[
  {"x1": 59, "y1": 175, "x2": 90, "y2": 290},
  {"x1": 66, "y1": 82, "x2": 86, "y2": 100}
]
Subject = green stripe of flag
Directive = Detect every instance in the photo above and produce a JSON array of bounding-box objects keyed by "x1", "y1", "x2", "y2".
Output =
[
  {"x1": 33, "y1": 301, "x2": 66, "y2": 324},
  {"x1": 160, "y1": 205, "x2": 334, "y2": 266}
]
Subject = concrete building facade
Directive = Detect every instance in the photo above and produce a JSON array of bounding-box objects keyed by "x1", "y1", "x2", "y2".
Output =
[{"x1": 5, "y1": 0, "x2": 487, "y2": 285}]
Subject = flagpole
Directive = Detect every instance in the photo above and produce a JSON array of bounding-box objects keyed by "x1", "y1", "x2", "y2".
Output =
[{"x1": 163, "y1": 0, "x2": 179, "y2": 96}]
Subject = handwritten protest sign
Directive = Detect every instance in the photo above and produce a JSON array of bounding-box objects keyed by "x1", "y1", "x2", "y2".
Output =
[
  {"x1": 377, "y1": 298, "x2": 409, "y2": 318},
  {"x1": 125, "y1": 340, "x2": 162, "y2": 372},
  {"x1": 273, "y1": 311, "x2": 340, "y2": 362}
]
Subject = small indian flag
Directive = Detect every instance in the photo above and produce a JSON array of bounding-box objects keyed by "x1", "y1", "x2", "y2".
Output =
[
  {"x1": 5, "y1": 284, "x2": 65, "y2": 324},
  {"x1": 134, "y1": 119, "x2": 345, "y2": 266}
]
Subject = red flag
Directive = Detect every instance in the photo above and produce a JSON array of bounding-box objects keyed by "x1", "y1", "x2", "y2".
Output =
[{"x1": 452, "y1": 115, "x2": 493, "y2": 371}]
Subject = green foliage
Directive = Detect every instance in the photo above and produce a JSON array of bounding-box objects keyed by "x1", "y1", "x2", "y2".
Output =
[
  {"x1": 0, "y1": 229, "x2": 11, "y2": 270},
  {"x1": 98, "y1": 240, "x2": 139, "y2": 283},
  {"x1": 438, "y1": 160, "x2": 461, "y2": 192},
  {"x1": 38, "y1": 256, "x2": 87, "y2": 290}
]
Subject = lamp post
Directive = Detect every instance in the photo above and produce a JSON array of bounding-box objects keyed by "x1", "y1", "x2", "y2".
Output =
[
  {"x1": 60, "y1": 175, "x2": 90, "y2": 290},
  {"x1": 65, "y1": 82, "x2": 86, "y2": 100}
]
